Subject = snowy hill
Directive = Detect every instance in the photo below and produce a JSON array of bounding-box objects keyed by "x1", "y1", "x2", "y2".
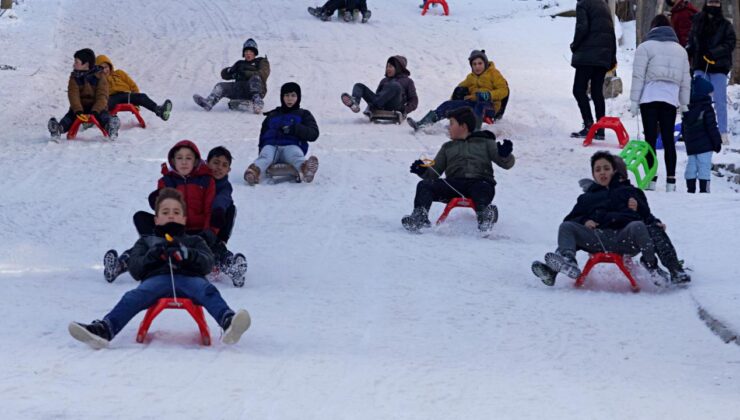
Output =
[{"x1": 1, "y1": 0, "x2": 740, "y2": 418}]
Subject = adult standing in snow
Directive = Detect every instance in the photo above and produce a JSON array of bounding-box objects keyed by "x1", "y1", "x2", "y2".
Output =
[
  {"x1": 569, "y1": 0, "x2": 617, "y2": 140},
  {"x1": 341, "y1": 55, "x2": 418, "y2": 117},
  {"x1": 629, "y1": 15, "x2": 691, "y2": 192},
  {"x1": 665, "y1": 0, "x2": 698, "y2": 47},
  {"x1": 685, "y1": 0, "x2": 736, "y2": 145},
  {"x1": 193, "y1": 38, "x2": 270, "y2": 113}
]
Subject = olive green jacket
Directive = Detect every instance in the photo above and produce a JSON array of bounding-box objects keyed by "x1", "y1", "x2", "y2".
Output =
[{"x1": 422, "y1": 130, "x2": 515, "y2": 183}]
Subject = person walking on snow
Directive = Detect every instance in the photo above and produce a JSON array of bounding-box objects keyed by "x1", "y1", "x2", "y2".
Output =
[
  {"x1": 193, "y1": 38, "x2": 270, "y2": 114},
  {"x1": 569, "y1": 0, "x2": 617, "y2": 140}
]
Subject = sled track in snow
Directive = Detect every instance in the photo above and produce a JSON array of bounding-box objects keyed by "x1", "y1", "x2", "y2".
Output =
[{"x1": 694, "y1": 298, "x2": 740, "y2": 347}]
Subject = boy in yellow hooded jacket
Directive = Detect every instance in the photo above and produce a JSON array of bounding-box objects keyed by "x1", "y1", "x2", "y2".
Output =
[
  {"x1": 96, "y1": 55, "x2": 172, "y2": 121},
  {"x1": 408, "y1": 49, "x2": 509, "y2": 131}
]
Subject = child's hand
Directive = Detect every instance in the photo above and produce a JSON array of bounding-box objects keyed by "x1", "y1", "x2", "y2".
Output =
[
  {"x1": 585, "y1": 220, "x2": 598, "y2": 229},
  {"x1": 628, "y1": 197, "x2": 638, "y2": 211}
]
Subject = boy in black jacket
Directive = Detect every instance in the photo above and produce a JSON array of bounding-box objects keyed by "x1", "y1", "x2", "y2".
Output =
[
  {"x1": 193, "y1": 38, "x2": 270, "y2": 113},
  {"x1": 682, "y1": 75, "x2": 722, "y2": 193},
  {"x1": 69, "y1": 188, "x2": 250, "y2": 349}
]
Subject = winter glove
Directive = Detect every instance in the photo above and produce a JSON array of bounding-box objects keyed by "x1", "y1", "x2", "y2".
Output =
[
  {"x1": 164, "y1": 239, "x2": 189, "y2": 262},
  {"x1": 452, "y1": 86, "x2": 469, "y2": 101},
  {"x1": 220, "y1": 67, "x2": 234, "y2": 79},
  {"x1": 281, "y1": 124, "x2": 296, "y2": 135},
  {"x1": 476, "y1": 91, "x2": 491, "y2": 102},
  {"x1": 75, "y1": 110, "x2": 85, "y2": 119},
  {"x1": 144, "y1": 242, "x2": 167, "y2": 263},
  {"x1": 409, "y1": 159, "x2": 426, "y2": 176},
  {"x1": 496, "y1": 139, "x2": 513, "y2": 157},
  {"x1": 629, "y1": 102, "x2": 640, "y2": 117}
]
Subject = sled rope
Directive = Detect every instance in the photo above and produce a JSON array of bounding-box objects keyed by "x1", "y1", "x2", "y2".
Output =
[
  {"x1": 165, "y1": 234, "x2": 180, "y2": 306},
  {"x1": 414, "y1": 140, "x2": 466, "y2": 199}
]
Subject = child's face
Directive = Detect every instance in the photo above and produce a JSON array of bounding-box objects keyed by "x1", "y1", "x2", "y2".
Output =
[
  {"x1": 283, "y1": 92, "x2": 298, "y2": 108},
  {"x1": 448, "y1": 118, "x2": 469, "y2": 140},
  {"x1": 385, "y1": 63, "x2": 396, "y2": 78},
  {"x1": 73, "y1": 58, "x2": 89, "y2": 71},
  {"x1": 592, "y1": 159, "x2": 615, "y2": 187},
  {"x1": 101, "y1": 63, "x2": 111, "y2": 75},
  {"x1": 154, "y1": 198, "x2": 186, "y2": 226},
  {"x1": 207, "y1": 155, "x2": 231, "y2": 180},
  {"x1": 244, "y1": 50, "x2": 256, "y2": 61},
  {"x1": 471, "y1": 58, "x2": 486, "y2": 76},
  {"x1": 174, "y1": 148, "x2": 197, "y2": 176}
]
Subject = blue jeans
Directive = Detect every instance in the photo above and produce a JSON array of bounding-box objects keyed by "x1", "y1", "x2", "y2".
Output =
[
  {"x1": 253, "y1": 145, "x2": 306, "y2": 173},
  {"x1": 103, "y1": 274, "x2": 233, "y2": 338},
  {"x1": 434, "y1": 99, "x2": 493, "y2": 120},
  {"x1": 685, "y1": 151, "x2": 713, "y2": 180},
  {"x1": 694, "y1": 71, "x2": 728, "y2": 134}
]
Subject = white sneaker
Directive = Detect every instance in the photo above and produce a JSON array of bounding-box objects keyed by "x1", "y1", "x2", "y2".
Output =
[
  {"x1": 666, "y1": 183, "x2": 676, "y2": 192},
  {"x1": 645, "y1": 180, "x2": 657, "y2": 191},
  {"x1": 721, "y1": 133, "x2": 730, "y2": 145},
  {"x1": 222, "y1": 310, "x2": 251, "y2": 344}
]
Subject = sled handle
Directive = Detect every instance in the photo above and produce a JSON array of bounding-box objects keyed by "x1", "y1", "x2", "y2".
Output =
[
  {"x1": 76, "y1": 114, "x2": 89, "y2": 122},
  {"x1": 703, "y1": 56, "x2": 716, "y2": 65}
]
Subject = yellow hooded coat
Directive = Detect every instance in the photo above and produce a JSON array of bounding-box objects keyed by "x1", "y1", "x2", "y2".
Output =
[
  {"x1": 96, "y1": 55, "x2": 139, "y2": 95},
  {"x1": 457, "y1": 63, "x2": 509, "y2": 112}
]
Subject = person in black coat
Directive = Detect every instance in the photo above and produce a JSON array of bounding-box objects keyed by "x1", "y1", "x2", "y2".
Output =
[
  {"x1": 682, "y1": 75, "x2": 722, "y2": 193},
  {"x1": 569, "y1": 0, "x2": 617, "y2": 139},
  {"x1": 532, "y1": 152, "x2": 668, "y2": 286},
  {"x1": 685, "y1": 0, "x2": 736, "y2": 144}
]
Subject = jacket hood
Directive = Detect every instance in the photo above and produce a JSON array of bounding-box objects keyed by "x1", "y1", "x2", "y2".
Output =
[
  {"x1": 95, "y1": 54, "x2": 114, "y2": 70},
  {"x1": 280, "y1": 82, "x2": 302, "y2": 110},
  {"x1": 691, "y1": 75, "x2": 714, "y2": 102},
  {"x1": 164, "y1": 140, "x2": 210, "y2": 177},
  {"x1": 645, "y1": 26, "x2": 679, "y2": 43},
  {"x1": 388, "y1": 55, "x2": 410, "y2": 76}
]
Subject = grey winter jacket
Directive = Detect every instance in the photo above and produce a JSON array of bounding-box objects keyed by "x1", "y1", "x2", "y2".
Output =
[
  {"x1": 630, "y1": 26, "x2": 691, "y2": 107},
  {"x1": 422, "y1": 130, "x2": 515, "y2": 184}
]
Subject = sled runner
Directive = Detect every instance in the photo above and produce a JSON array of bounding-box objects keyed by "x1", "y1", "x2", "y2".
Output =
[
  {"x1": 369, "y1": 110, "x2": 405, "y2": 124},
  {"x1": 266, "y1": 163, "x2": 301, "y2": 183}
]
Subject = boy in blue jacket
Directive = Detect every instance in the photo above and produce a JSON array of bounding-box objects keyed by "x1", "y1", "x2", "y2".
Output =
[
  {"x1": 70, "y1": 188, "x2": 251, "y2": 349},
  {"x1": 682, "y1": 75, "x2": 722, "y2": 193},
  {"x1": 244, "y1": 82, "x2": 320, "y2": 185}
]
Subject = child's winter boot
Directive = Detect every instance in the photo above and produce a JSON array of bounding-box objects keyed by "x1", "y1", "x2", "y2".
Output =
[
  {"x1": 361, "y1": 10, "x2": 372, "y2": 23},
  {"x1": 48, "y1": 118, "x2": 62, "y2": 142},
  {"x1": 244, "y1": 164, "x2": 261, "y2": 186},
  {"x1": 103, "y1": 249, "x2": 128, "y2": 283},
  {"x1": 666, "y1": 177, "x2": 676, "y2": 192},
  {"x1": 476, "y1": 205, "x2": 498, "y2": 232},
  {"x1": 401, "y1": 207, "x2": 431, "y2": 232},
  {"x1": 640, "y1": 256, "x2": 671, "y2": 285},
  {"x1": 252, "y1": 94, "x2": 264, "y2": 114},
  {"x1": 107, "y1": 116, "x2": 121, "y2": 140},
  {"x1": 407, "y1": 111, "x2": 438, "y2": 131},
  {"x1": 156, "y1": 99, "x2": 173, "y2": 121},
  {"x1": 341, "y1": 93, "x2": 360, "y2": 113},
  {"x1": 686, "y1": 178, "x2": 696, "y2": 193},
  {"x1": 544, "y1": 251, "x2": 581, "y2": 279},
  {"x1": 300, "y1": 156, "x2": 320, "y2": 183},
  {"x1": 699, "y1": 179, "x2": 710, "y2": 193}
]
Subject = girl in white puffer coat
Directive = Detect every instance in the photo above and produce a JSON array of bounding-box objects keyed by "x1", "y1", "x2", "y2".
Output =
[{"x1": 630, "y1": 15, "x2": 691, "y2": 192}]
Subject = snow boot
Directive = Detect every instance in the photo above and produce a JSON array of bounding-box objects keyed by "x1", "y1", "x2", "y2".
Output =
[
  {"x1": 307, "y1": 6, "x2": 323, "y2": 17},
  {"x1": 669, "y1": 269, "x2": 691, "y2": 285},
  {"x1": 227, "y1": 253, "x2": 247, "y2": 287},
  {"x1": 193, "y1": 93, "x2": 217, "y2": 111},
  {"x1": 686, "y1": 178, "x2": 696, "y2": 193},
  {"x1": 594, "y1": 128, "x2": 605, "y2": 140},
  {"x1": 544, "y1": 251, "x2": 581, "y2": 279},
  {"x1": 252, "y1": 94, "x2": 264, "y2": 114},
  {"x1": 640, "y1": 256, "x2": 671, "y2": 286},
  {"x1": 361, "y1": 9, "x2": 372, "y2": 23},
  {"x1": 342, "y1": 9, "x2": 352, "y2": 21},
  {"x1": 244, "y1": 164, "x2": 261, "y2": 186},
  {"x1": 645, "y1": 178, "x2": 657, "y2": 191},
  {"x1": 570, "y1": 121, "x2": 593, "y2": 139},
  {"x1": 48, "y1": 117, "x2": 62, "y2": 142},
  {"x1": 341, "y1": 93, "x2": 360, "y2": 113},
  {"x1": 156, "y1": 99, "x2": 173, "y2": 121},
  {"x1": 476, "y1": 205, "x2": 498, "y2": 232},
  {"x1": 532, "y1": 261, "x2": 558, "y2": 286},
  {"x1": 103, "y1": 249, "x2": 128, "y2": 283},
  {"x1": 68, "y1": 320, "x2": 111, "y2": 349},
  {"x1": 222, "y1": 309, "x2": 251, "y2": 344},
  {"x1": 300, "y1": 156, "x2": 319, "y2": 183},
  {"x1": 106, "y1": 116, "x2": 121, "y2": 140},
  {"x1": 699, "y1": 179, "x2": 710, "y2": 193},
  {"x1": 407, "y1": 110, "x2": 438, "y2": 131},
  {"x1": 402, "y1": 207, "x2": 432, "y2": 232}
]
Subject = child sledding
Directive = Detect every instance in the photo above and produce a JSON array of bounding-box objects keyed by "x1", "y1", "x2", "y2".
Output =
[
  {"x1": 193, "y1": 38, "x2": 270, "y2": 113},
  {"x1": 70, "y1": 188, "x2": 251, "y2": 349},
  {"x1": 408, "y1": 49, "x2": 509, "y2": 131},
  {"x1": 104, "y1": 141, "x2": 248, "y2": 287},
  {"x1": 401, "y1": 107, "x2": 515, "y2": 233},
  {"x1": 532, "y1": 151, "x2": 690, "y2": 288},
  {"x1": 308, "y1": 0, "x2": 371, "y2": 23},
  {"x1": 48, "y1": 48, "x2": 121, "y2": 142},
  {"x1": 244, "y1": 82, "x2": 320, "y2": 185},
  {"x1": 341, "y1": 55, "x2": 418, "y2": 124}
]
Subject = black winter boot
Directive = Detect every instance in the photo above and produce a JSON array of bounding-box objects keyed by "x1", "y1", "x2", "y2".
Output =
[
  {"x1": 686, "y1": 178, "x2": 696, "y2": 193},
  {"x1": 699, "y1": 179, "x2": 710, "y2": 193},
  {"x1": 570, "y1": 121, "x2": 593, "y2": 138},
  {"x1": 156, "y1": 99, "x2": 172, "y2": 121},
  {"x1": 401, "y1": 207, "x2": 431, "y2": 232},
  {"x1": 640, "y1": 256, "x2": 671, "y2": 285},
  {"x1": 476, "y1": 205, "x2": 498, "y2": 232},
  {"x1": 407, "y1": 111, "x2": 438, "y2": 131}
]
